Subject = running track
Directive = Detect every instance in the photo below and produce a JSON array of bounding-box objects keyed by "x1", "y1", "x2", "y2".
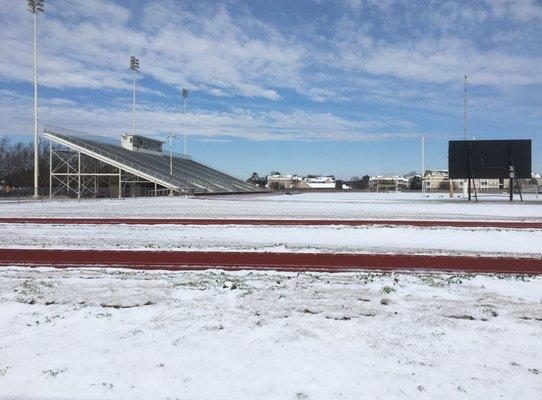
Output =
[
  {"x1": 1, "y1": 217, "x2": 541, "y2": 229},
  {"x1": 0, "y1": 249, "x2": 540, "y2": 274}
]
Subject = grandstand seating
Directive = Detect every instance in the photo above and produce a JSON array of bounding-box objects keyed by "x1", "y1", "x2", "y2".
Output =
[{"x1": 44, "y1": 125, "x2": 262, "y2": 194}]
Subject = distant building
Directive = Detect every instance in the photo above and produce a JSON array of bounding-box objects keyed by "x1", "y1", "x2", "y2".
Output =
[
  {"x1": 423, "y1": 170, "x2": 512, "y2": 191},
  {"x1": 303, "y1": 176, "x2": 336, "y2": 189},
  {"x1": 369, "y1": 175, "x2": 409, "y2": 191},
  {"x1": 423, "y1": 170, "x2": 449, "y2": 191},
  {"x1": 266, "y1": 174, "x2": 300, "y2": 190},
  {"x1": 266, "y1": 174, "x2": 335, "y2": 190}
]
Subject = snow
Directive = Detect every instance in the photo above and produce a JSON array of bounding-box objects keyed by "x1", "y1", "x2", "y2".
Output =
[
  {"x1": 1, "y1": 223, "x2": 542, "y2": 257},
  {"x1": 0, "y1": 268, "x2": 541, "y2": 399},
  {"x1": 1, "y1": 192, "x2": 541, "y2": 398},
  {"x1": 1, "y1": 192, "x2": 542, "y2": 221}
]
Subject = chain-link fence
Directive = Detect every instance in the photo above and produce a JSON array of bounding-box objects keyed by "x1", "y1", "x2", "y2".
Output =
[{"x1": 0, "y1": 187, "x2": 50, "y2": 199}]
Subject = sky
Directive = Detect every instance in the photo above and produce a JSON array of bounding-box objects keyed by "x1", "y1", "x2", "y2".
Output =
[{"x1": 0, "y1": 0, "x2": 541, "y2": 179}]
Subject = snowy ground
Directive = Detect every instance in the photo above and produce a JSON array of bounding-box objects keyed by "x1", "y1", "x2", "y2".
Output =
[
  {"x1": 1, "y1": 192, "x2": 541, "y2": 399},
  {"x1": 0, "y1": 268, "x2": 540, "y2": 399},
  {"x1": 1, "y1": 192, "x2": 542, "y2": 221},
  {"x1": 1, "y1": 223, "x2": 542, "y2": 257},
  {"x1": 1, "y1": 192, "x2": 540, "y2": 257}
]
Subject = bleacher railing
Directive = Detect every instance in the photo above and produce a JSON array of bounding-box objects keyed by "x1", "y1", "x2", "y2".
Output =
[
  {"x1": 44, "y1": 124, "x2": 200, "y2": 193},
  {"x1": 44, "y1": 124, "x2": 261, "y2": 193}
]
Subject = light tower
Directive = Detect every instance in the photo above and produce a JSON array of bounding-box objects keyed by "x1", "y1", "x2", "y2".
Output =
[
  {"x1": 130, "y1": 56, "x2": 140, "y2": 136},
  {"x1": 28, "y1": 0, "x2": 44, "y2": 198},
  {"x1": 166, "y1": 133, "x2": 176, "y2": 176},
  {"x1": 182, "y1": 88, "x2": 189, "y2": 156}
]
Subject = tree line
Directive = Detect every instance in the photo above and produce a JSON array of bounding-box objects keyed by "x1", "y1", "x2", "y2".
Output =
[
  {"x1": 247, "y1": 172, "x2": 423, "y2": 190},
  {"x1": 0, "y1": 138, "x2": 50, "y2": 188}
]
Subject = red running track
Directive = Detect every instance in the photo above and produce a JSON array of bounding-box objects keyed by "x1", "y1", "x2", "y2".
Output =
[
  {"x1": 0, "y1": 217, "x2": 541, "y2": 229},
  {"x1": 0, "y1": 249, "x2": 540, "y2": 274}
]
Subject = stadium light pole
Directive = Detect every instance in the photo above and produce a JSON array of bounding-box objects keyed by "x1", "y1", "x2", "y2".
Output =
[
  {"x1": 166, "y1": 133, "x2": 176, "y2": 197},
  {"x1": 182, "y1": 88, "x2": 189, "y2": 156},
  {"x1": 166, "y1": 133, "x2": 176, "y2": 176},
  {"x1": 130, "y1": 56, "x2": 140, "y2": 136},
  {"x1": 28, "y1": 0, "x2": 44, "y2": 198}
]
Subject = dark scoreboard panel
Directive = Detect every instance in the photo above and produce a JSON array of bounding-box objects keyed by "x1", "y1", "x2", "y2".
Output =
[{"x1": 449, "y1": 140, "x2": 531, "y2": 179}]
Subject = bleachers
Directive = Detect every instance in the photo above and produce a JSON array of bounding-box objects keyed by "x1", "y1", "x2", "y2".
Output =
[{"x1": 44, "y1": 125, "x2": 262, "y2": 194}]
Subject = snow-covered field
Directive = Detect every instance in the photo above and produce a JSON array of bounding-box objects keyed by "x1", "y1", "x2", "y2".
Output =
[
  {"x1": 1, "y1": 193, "x2": 541, "y2": 257},
  {"x1": 1, "y1": 223, "x2": 542, "y2": 257},
  {"x1": 0, "y1": 268, "x2": 540, "y2": 399},
  {"x1": 1, "y1": 192, "x2": 541, "y2": 221},
  {"x1": 1, "y1": 192, "x2": 541, "y2": 399}
]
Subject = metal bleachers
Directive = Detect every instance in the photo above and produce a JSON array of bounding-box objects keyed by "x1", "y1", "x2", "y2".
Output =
[{"x1": 44, "y1": 125, "x2": 262, "y2": 194}]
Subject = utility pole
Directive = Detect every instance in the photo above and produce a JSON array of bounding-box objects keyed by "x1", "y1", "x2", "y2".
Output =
[
  {"x1": 464, "y1": 76, "x2": 468, "y2": 141},
  {"x1": 182, "y1": 88, "x2": 189, "y2": 156},
  {"x1": 166, "y1": 133, "x2": 176, "y2": 197},
  {"x1": 421, "y1": 136, "x2": 425, "y2": 195},
  {"x1": 463, "y1": 75, "x2": 469, "y2": 198},
  {"x1": 130, "y1": 56, "x2": 140, "y2": 136},
  {"x1": 167, "y1": 133, "x2": 176, "y2": 176},
  {"x1": 28, "y1": 0, "x2": 44, "y2": 198}
]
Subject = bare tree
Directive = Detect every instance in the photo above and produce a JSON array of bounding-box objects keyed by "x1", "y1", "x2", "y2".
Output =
[{"x1": 0, "y1": 138, "x2": 49, "y2": 188}]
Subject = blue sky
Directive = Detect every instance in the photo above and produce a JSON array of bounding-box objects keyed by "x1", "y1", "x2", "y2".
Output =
[{"x1": 1, "y1": 0, "x2": 541, "y2": 179}]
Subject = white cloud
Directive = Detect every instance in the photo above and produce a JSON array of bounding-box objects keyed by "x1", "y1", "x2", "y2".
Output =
[
  {"x1": 331, "y1": 32, "x2": 542, "y2": 86},
  {"x1": 0, "y1": 90, "x2": 418, "y2": 142},
  {"x1": 0, "y1": 0, "x2": 306, "y2": 99},
  {"x1": 0, "y1": 0, "x2": 540, "y2": 145},
  {"x1": 486, "y1": 0, "x2": 542, "y2": 22}
]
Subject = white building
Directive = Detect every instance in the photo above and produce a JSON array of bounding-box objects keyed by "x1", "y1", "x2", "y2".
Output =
[
  {"x1": 369, "y1": 175, "x2": 409, "y2": 191},
  {"x1": 266, "y1": 174, "x2": 335, "y2": 190},
  {"x1": 423, "y1": 170, "x2": 509, "y2": 191},
  {"x1": 303, "y1": 176, "x2": 336, "y2": 189}
]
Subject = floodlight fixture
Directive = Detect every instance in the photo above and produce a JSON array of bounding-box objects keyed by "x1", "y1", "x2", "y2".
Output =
[
  {"x1": 130, "y1": 56, "x2": 140, "y2": 72},
  {"x1": 28, "y1": 0, "x2": 44, "y2": 14}
]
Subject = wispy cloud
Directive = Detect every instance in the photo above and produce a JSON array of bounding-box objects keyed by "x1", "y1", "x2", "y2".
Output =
[
  {"x1": 0, "y1": 90, "x2": 420, "y2": 142},
  {"x1": 0, "y1": 0, "x2": 306, "y2": 99},
  {"x1": 0, "y1": 0, "x2": 540, "y2": 145}
]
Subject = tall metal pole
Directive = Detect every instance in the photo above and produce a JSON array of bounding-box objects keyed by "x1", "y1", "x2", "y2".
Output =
[
  {"x1": 184, "y1": 98, "x2": 187, "y2": 156},
  {"x1": 118, "y1": 169, "x2": 122, "y2": 199},
  {"x1": 33, "y1": 11, "x2": 39, "y2": 197},
  {"x1": 132, "y1": 68, "x2": 136, "y2": 135},
  {"x1": 49, "y1": 143, "x2": 52, "y2": 199},
  {"x1": 28, "y1": 1, "x2": 44, "y2": 198},
  {"x1": 463, "y1": 75, "x2": 469, "y2": 198},
  {"x1": 77, "y1": 151, "x2": 81, "y2": 199},
  {"x1": 464, "y1": 76, "x2": 467, "y2": 140},
  {"x1": 130, "y1": 56, "x2": 139, "y2": 136},
  {"x1": 167, "y1": 133, "x2": 176, "y2": 175},
  {"x1": 182, "y1": 88, "x2": 189, "y2": 156},
  {"x1": 421, "y1": 136, "x2": 425, "y2": 195}
]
